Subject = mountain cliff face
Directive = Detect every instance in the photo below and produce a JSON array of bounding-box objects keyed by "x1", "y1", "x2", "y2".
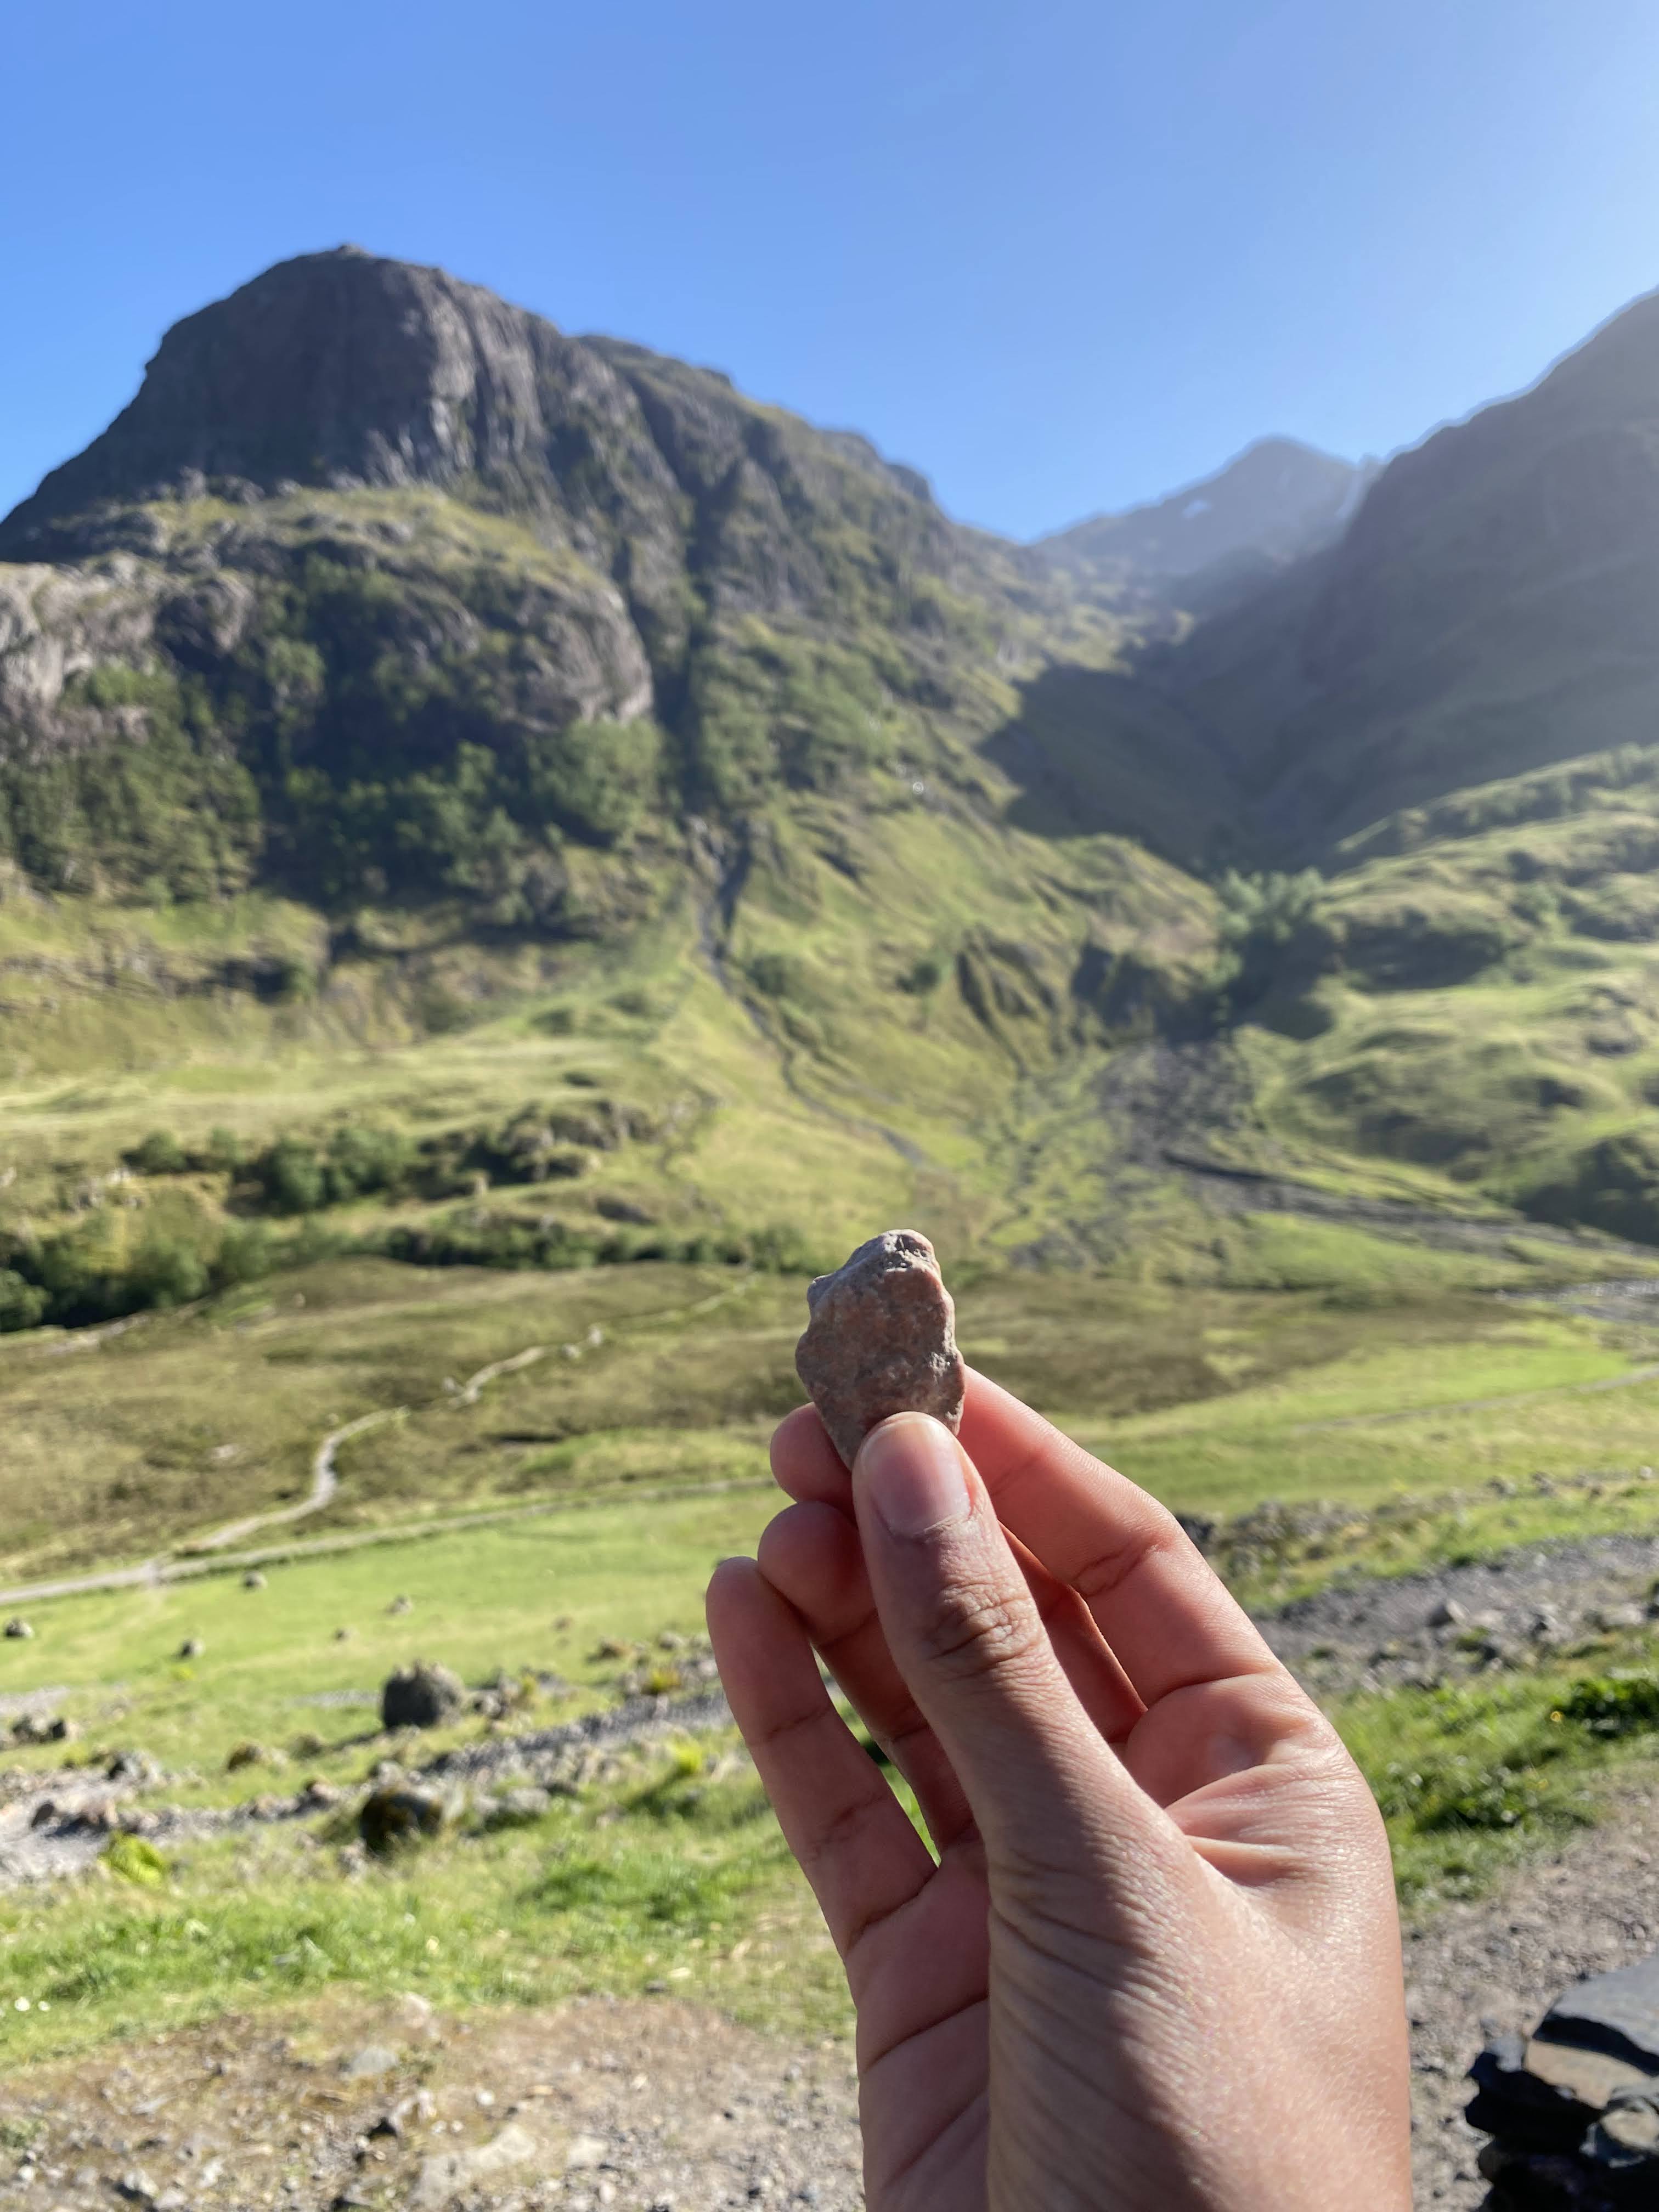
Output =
[{"x1": 0, "y1": 247, "x2": 1109, "y2": 913}]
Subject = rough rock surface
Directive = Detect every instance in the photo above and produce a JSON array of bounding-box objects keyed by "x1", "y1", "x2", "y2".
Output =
[{"x1": 795, "y1": 1230, "x2": 966, "y2": 1470}]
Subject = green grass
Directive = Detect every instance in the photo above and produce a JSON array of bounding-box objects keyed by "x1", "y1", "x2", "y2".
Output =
[
  {"x1": 0, "y1": 1734, "x2": 853, "y2": 2068},
  {"x1": 1344, "y1": 1662, "x2": 1659, "y2": 1911},
  {"x1": 0, "y1": 1244, "x2": 1655, "y2": 2072},
  {"x1": 3, "y1": 1223, "x2": 1653, "y2": 1585},
  {"x1": 0, "y1": 1488, "x2": 774, "y2": 1778}
]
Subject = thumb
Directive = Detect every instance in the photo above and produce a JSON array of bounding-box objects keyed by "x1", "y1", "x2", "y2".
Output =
[{"x1": 852, "y1": 1412, "x2": 1155, "y2": 1875}]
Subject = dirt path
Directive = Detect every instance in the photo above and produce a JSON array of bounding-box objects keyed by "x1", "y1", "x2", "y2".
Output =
[
  {"x1": 0, "y1": 1280, "x2": 757, "y2": 1610},
  {"x1": 183, "y1": 1409, "x2": 406, "y2": 1555}
]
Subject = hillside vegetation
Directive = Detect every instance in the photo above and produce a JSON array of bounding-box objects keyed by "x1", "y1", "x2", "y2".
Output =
[{"x1": 4, "y1": 253, "x2": 1659, "y2": 1306}]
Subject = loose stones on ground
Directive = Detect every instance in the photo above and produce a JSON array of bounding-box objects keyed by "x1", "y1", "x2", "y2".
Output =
[
  {"x1": 1466, "y1": 1949, "x2": 1659, "y2": 2204},
  {"x1": 794, "y1": 1229, "x2": 966, "y2": 1469}
]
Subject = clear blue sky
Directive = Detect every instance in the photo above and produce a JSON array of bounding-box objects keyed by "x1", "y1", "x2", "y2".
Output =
[{"x1": 4, "y1": 0, "x2": 1658, "y2": 539}]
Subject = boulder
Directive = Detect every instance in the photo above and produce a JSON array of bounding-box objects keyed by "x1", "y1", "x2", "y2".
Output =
[
  {"x1": 380, "y1": 1661, "x2": 466, "y2": 1730},
  {"x1": 359, "y1": 1785, "x2": 455, "y2": 1855}
]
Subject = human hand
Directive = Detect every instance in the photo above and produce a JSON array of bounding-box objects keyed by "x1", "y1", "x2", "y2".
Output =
[{"x1": 707, "y1": 1371, "x2": 1411, "y2": 2211}]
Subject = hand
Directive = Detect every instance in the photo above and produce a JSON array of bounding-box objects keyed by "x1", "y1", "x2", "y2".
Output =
[{"x1": 707, "y1": 1371, "x2": 1410, "y2": 2211}]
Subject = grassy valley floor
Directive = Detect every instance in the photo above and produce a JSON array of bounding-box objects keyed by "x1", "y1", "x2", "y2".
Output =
[{"x1": 0, "y1": 1240, "x2": 1658, "y2": 2089}]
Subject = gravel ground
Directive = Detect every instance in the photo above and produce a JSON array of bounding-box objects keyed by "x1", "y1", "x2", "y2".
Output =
[
  {"x1": 1404, "y1": 1771, "x2": 1659, "y2": 2207},
  {"x1": 0, "y1": 1994, "x2": 862, "y2": 2211},
  {"x1": 1260, "y1": 1529, "x2": 1659, "y2": 1695}
]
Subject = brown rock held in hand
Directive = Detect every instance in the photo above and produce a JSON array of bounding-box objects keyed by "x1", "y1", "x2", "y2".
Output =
[{"x1": 795, "y1": 1230, "x2": 966, "y2": 1469}]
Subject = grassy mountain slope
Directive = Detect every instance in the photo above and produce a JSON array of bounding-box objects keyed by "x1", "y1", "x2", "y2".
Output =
[{"x1": 5, "y1": 251, "x2": 1659, "y2": 1307}]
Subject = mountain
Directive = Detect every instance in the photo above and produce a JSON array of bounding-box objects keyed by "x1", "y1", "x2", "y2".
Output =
[
  {"x1": 1009, "y1": 289, "x2": 1659, "y2": 868},
  {"x1": 0, "y1": 245, "x2": 1132, "y2": 917},
  {"x1": 1037, "y1": 436, "x2": 1368, "y2": 603},
  {"x1": 0, "y1": 246, "x2": 1214, "y2": 1291},
  {"x1": 7, "y1": 251, "x2": 1659, "y2": 1288}
]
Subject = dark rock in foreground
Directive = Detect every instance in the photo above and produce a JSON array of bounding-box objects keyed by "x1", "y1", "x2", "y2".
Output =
[
  {"x1": 1468, "y1": 1951, "x2": 1659, "y2": 2207},
  {"x1": 381, "y1": 1661, "x2": 466, "y2": 1731}
]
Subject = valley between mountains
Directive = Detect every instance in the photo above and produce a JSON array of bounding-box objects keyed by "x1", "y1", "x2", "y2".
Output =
[{"x1": 5, "y1": 252, "x2": 1659, "y2": 2210}]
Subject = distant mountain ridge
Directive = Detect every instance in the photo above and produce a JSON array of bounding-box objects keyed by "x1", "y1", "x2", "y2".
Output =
[
  {"x1": 1037, "y1": 436, "x2": 1370, "y2": 599},
  {"x1": 989, "y1": 285, "x2": 1659, "y2": 868}
]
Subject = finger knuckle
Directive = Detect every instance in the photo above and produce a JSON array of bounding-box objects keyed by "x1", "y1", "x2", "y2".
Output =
[{"x1": 915, "y1": 1571, "x2": 1046, "y2": 1685}]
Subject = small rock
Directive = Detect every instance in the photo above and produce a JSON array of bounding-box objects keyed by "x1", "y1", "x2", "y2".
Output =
[
  {"x1": 380, "y1": 1661, "x2": 466, "y2": 1731},
  {"x1": 477, "y1": 1786, "x2": 552, "y2": 1830},
  {"x1": 794, "y1": 1229, "x2": 966, "y2": 1469},
  {"x1": 388, "y1": 1595, "x2": 414, "y2": 1616},
  {"x1": 566, "y1": 2135, "x2": 609, "y2": 2171},
  {"x1": 177, "y1": 1638, "x2": 205, "y2": 1660},
  {"x1": 1592, "y1": 1603, "x2": 1645, "y2": 1632},
  {"x1": 1174, "y1": 1512, "x2": 1216, "y2": 1554},
  {"x1": 242, "y1": 1571, "x2": 267, "y2": 1590},
  {"x1": 411, "y1": 2123, "x2": 538, "y2": 2210},
  {"x1": 226, "y1": 1741, "x2": 273, "y2": 1772},
  {"x1": 341, "y1": 2044, "x2": 399, "y2": 2080},
  {"x1": 4, "y1": 1618, "x2": 34, "y2": 1639},
  {"x1": 358, "y1": 1785, "x2": 455, "y2": 1854},
  {"x1": 333, "y1": 1626, "x2": 352, "y2": 1642},
  {"x1": 1429, "y1": 1598, "x2": 1466, "y2": 1629},
  {"x1": 300, "y1": 1777, "x2": 341, "y2": 1809},
  {"x1": 106, "y1": 1750, "x2": 160, "y2": 1784}
]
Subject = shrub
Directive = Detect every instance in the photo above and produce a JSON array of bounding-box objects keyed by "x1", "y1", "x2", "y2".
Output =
[
  {"x1": 522, "y1": 718, "x2": 662, "y2": 847},
  {"x1": 0, "y1": 1271, "x2": 46, "y2": 1334},
  {"x1": 103, "y1": 1833, "x2": 167, "y2": 1886},
  {"x1": 324, "y1": 1124, "x2": 415, "y2": 1201},
  {"x1": 1561, "y1": 1674, "x2": 1659, "y2": 1737},
  {"x1": 198, "y1": 1126, "x2": 244, "y2": 1173},
  {"x1": 1215, "y1": 870, "x2": 1325, "y2": 1010},
  {"x1": 253, "y1": 1138, "x2": 328, "y2": 1215},
  {"x1": 212, "y1": 1221, "x2": 275, "y2": 1289},
  {"x1": 129, "y1": 1238, "x2": 210, "y2": 1310},
  {"x1": 125, "y1": 1130, "x2": 188, "y2": 1177}
]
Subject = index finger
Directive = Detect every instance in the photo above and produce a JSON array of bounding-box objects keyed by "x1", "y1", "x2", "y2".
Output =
[
  {"x1": 772, "y1": 1370, "x2": 1278, "y2": 1708},
  {"x1": 959, "y1": 1370, "x2": 1279, "y2": 1705}
]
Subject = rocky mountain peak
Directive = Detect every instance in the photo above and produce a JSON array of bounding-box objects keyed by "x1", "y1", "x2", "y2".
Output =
[
  {"x1": 0, "y1": 249, "x2": 675, "y2": 554},
  {"x1": 1037, "y1": 433, "x2": 1368, "y2": 595}
]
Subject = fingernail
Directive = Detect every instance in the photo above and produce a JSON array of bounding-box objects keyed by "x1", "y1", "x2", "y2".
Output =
[{"x1": 857, "y1": 1414, "x2": 971, "y2": 1537}]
